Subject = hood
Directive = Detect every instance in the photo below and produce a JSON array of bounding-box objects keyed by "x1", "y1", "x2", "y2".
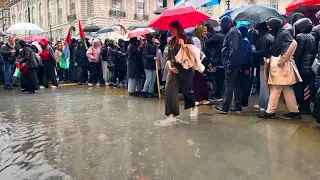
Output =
[
  {"x1": 91, "y1": 39, "x2": 100, "y2": 46},
  {"x1": 257, "y1": 22, "x2": 269, "y2": 34},
  {"x1": 238, "y1": 26, "x2": 248, "y2": 38},
  {"x1": 39, "y1": 38, "x2": 49, "y2": 47},
  {"x1": 316, "y1": 10, "x2": 320, "y2": 20},
  {"x1": 267, "y1": 17, "x2": 284, "y2": 36},
  {"x1": 118, "y1": 38, "x2": 125, "y2": 45},
  {"x1": 107, "y1": 39, "x2": 115, "y2": 48},
  {"x1": 291, "y1": 13, "x2": 305, "y2": 25},
  {"x1": 220, "y1": 16, "x2": 233, "y2": 34},
  {"x1": 294, "y1": 18, "x2": 312, "y2": 34}
]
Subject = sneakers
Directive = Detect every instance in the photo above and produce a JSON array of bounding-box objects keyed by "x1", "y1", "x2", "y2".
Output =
[
  {"x1": 51, "y1": 85, "x2": 57, "y2": 89},
  {"x1": 229, "y1": 107, "x2": 242, "y2": 113},
  {"x1": 190, "y1": 107, "x2": 198, "y2": 117},
  {"x1": 257, "y1": 112, "x2": 276, "y2": 119},
  {"x1": 260, "y1": 108, "x2": 266, "y2": 112},
  {"x1": 195, "y1": 101, "x2": 200, "y2": 106},
  {"x1": 213, "y1": 106, "x2": 228, "y2": 114},
  {"x1": 96, "y1": 83, "x2": 101, "y2": 86},
  {"x1": 88, "y1": 83, "x2": 93, "y2": 87},
  {"x1": 201, "y1": 100, "x2": 211, "y2": 105},
  {"x1": 154, "y1": 117, "x2": 178, "y2": 126},
  {"x1": 242, "y1": 105, "x2": 249, "y2": 109},
  {"x1": 39, "y1": 86, "x2": 45, "y2": 89},
  {"x1": 283, "y1": 112, "x2": 301, "y2": 120},
  {"x1": 254, "y1": 105, "x2": 261, "y2": 109},
  {"x1": 210, "y1": 97, "x2": 223, "y2": 102}
]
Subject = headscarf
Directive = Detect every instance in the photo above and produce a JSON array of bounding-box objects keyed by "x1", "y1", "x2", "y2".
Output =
[
  {"x1": 267, "y1": 17, "x2": 293, "y2": 57},
  {"x1": 31, "y1": 41, "x2": 42, "y2": 53},
  {"x1": 193, "y1": 25, "x2": 207, "y2": 51},
  {"x1": 91, "y1": 39, "x2": 100, "y2": 48}
]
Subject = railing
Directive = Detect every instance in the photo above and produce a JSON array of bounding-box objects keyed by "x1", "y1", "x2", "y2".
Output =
[{"x1": 109, "y1": 10, "x2": 126, "y2": 18}]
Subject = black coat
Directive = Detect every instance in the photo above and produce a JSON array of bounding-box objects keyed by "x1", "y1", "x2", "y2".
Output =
[
  {"x1": 251, "y1": 32, "x2": 274, "y2": 67},
  {"x1": 118, "y1": 46, "x2": 127, "y2": 65},
  {"x1": 311, "y1": 25, "x2": 320, "y2": 46},
  {"x1": 100, "y1": 47, "x2": 108, "y2": 61},
  {"x1": 127, "y1": 44, "x2": 142, "y2": 79},
  {"x1": 1, "y1": 43, "x2": 19, "y2": 64},
  {"x1": 20, "y1": 46, "x2": 38, "y2": 69},
  {"x1": 294, "y1": 18, "x2": 317, "y2": 76},
  {"x1": 73, "y1": 46, "x2": 88, "y2": 67},
  {"x1": 107, "y1": 47, "x2": 122, "y2": 66},
  {"x1": 206, "y1": 32, "x2": 225, "y2": 65},
  {"x1": 142, "y1": 41, "x2": 156, "y2": 70}
]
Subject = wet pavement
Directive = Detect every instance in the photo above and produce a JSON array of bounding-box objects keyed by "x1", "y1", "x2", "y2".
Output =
[{"x1": 0, "y1": 86, "x2": 320, "y2": 180}]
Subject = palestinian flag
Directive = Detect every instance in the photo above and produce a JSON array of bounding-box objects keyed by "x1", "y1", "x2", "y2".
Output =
[
  {"x1": 60, "y1": 28, "x2": 72, "y2": 69},
  {"x1": 78, "y1": 20, "x2": 87, "y2": 48},
  {"x1": 13, "y1": 62, "x2": 21, "y2": 78}
]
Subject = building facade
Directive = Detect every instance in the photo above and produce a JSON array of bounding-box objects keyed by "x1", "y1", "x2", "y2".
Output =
[
  {"x1": 6, "y1": 0, "x2": 173, "y2": 40},
  {"x1": 0, "y1": 3, "x2": 10, "y2": 40}
]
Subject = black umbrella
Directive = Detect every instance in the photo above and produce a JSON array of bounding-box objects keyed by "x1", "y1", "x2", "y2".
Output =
[
  {"x1": 154, "y1": 7, "x2": 169, "y2": 15},
  {"x1": 127, "y1": 24, "x2": 148, "y2": 31},
  {"x1": 231, "y1": 5, "x2": 284, "y2": 23},
  {"x1": 0, "y1": 30, "x2": 8, "y2": 36},
  {"x1": 96, "y1": 27, "x2": 117, "y2": 34},
  {"x1": 83, "y1": 24, "x2": 103, "y2": 32}
]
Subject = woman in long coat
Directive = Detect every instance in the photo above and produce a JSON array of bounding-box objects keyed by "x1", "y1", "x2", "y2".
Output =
[{"x1": 127, "y1": 37, "x2": 142, "y2": 96}]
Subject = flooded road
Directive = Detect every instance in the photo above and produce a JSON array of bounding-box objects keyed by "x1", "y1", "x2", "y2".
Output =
[{"x1": 1, "y1": 86, "x2": 320, "y2": 180}]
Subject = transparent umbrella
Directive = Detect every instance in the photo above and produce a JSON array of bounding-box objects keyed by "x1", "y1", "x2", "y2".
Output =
[{"x1": 6, "y1": 22, "x2": 43, "y2": 34}]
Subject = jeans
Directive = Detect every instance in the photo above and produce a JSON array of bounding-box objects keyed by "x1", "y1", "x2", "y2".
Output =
[
  {"x1": 4, "y1": 63, "x2": 13, "y2": 88},
  {"x1": 143, "y1": 69, "x2": 156, "y2": 94},
  {"x1": 259, "y1": 65, "x2": 270, "y2": 110},
  {"x1": 128, "y1": 78, "x2": 141, "y2": 93},
  {"x1": 222, "y1": 65, "x2": 242, "y2": 110}
]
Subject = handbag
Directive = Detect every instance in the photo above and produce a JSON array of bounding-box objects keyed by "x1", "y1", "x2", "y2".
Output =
[{"x1": 312, "y1": 57, "x2": 320, "y2": 75}]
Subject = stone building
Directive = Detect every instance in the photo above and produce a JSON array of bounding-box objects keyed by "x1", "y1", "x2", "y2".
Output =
[
  {"x1": 0, "y1": 4, "x2": 10, "y2": 39},
  {"x1": 6, "y1": 0, "x2": 172, "y2": 40}
]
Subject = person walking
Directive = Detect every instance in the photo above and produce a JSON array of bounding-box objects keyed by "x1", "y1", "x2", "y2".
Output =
[
  {"x1": 18, "y1": 40, "x2": 38, "y2": 94},
  {"x1": 258, "y1": 18, "x2": 302, "y2": 119},
  {"x1": 157, "y1": 21, "x2": 199, "y2": 126},
  {"x1": 1, "y1": 37, "x2": 18, "y2": 90},
  {"x1": 86, "y1": 39, "x2": 102, "y2": 87},
  {"x1": 142, "y1": 33, "x2": 157, "y2": 98},
  {"x1": 252, "y1": 22, "x2": 274, "y2": 112},
  {"x1": 39, "y1": 39, "x2": 58, "y2": 88},
  {"x1": 74, "y1": 40, "x2": 89, "y2": 85},
  {"x1": 127, "y1": 37, "x2": 143, "y2": 96},
  {"x1": 293, "y1": 18, "x2": 317, "y2": 114},
  {"x1": 213, "y1": 16, "x2": 247, "y2": 113}
]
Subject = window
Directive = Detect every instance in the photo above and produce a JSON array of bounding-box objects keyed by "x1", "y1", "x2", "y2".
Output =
[
  {"x1": 19, "y1": 13, "x2": 21, "y2": 22},
  {"x1": 87, "y1": 0, "x2": 93, "y2": 17},
  {"x1": 271, "y1": 0, "x2": 278, "y2": 10},
  {"x1": 157, "y1": 0, "x2": 163, "y2": 7},
  {"x1": 71, "y1": 0, "x2": 75, "y2": 15},
  {"x1": 31, "y1": 7, "x2": 35, "y2": 23},
  {"x1": 57, "y1": 0, "x2": 62, "y2": 24},
  {"x1": 136, "y1": 0, "x2": 144, "y2": 15},
  {"x1": 39, "y1": 3, "x2": 43, "y2": 27},
  {"x1": 111, "y1": 0, "x2": 121, "y2": 11},
  {"x1": 48, "y1": 0, "x2": 52, "y2": 26},
  {"x1": 25, "y1": 10, "x2": 28, "y2": 22}
]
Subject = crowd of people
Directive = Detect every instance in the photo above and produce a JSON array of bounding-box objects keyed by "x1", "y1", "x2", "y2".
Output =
[{"x1": 1, "y1": 12, "x2": 320, "y2": 124}]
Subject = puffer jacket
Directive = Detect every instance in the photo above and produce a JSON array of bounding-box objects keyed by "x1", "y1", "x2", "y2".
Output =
[
  {"x1": 293, "y1": 18, "x2": 317, "y2": 76},
  {"x1": 311, "y1": 25, "x2": 320, "y2": 45}
]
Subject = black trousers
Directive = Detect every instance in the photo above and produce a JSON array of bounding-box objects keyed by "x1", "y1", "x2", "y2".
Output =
[
  {"x1": 214, "y1": 67, "x2": 225, "y2": 98},
  {"x1": 240, "y1": 71, "x2": 251, "y2": 107},
  {"x1": 165, "y1": 64, "x2": 195, "y2": 116},
  {"x1": 294, "y1": 75, "x2": 312, "y2": 112},
  {"x1": 43, "y1": 62, "x2": 58, "y2": 88},
  {"x1": 109, "y1": 65, "x2": 120, "y2": 84},
  {"x1": 222, "y1": 65, "x2": 242, "y2": 110},
  {"x1": 313, "y1": 87, "x2": 320, "y2": 123},
  {"x1": 37, "y1": 66, "x2": 43, "y2": 86},
  {"x1": 77, "y1": 66, "x2": 88, "y2": 83},
  {"x1": 88, "y1": 62, "x2": 102, "y2": 84},
  {"x1": 23, "y1": 68, "x2": 38, "y2": 91}
]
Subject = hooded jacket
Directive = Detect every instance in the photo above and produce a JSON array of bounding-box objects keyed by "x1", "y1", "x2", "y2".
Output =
[
  {"x1": 127, "y1": 38, "x2": 143, "y2": 78},
  {"x1": 20, "y1": 44, "x2": 38, "y2": 69},
  {"x1": 74, "y1": 41, "x2": 88, "y2": 67},
  {"x1": 251, "y1": 22, "x2": 274, "y2": 66},
  {"x1": 142, "y1": 35, "x2": 157, "y2": 70},
  {"x1": 117, "y1": 38, "x2": 127, "y2": 65},
  {"x1": 221, "y1": 17, "x2": 246, "y2": 69},
  {"x1": 293, "y1": 18, "x2": 317, "y2": 76},
  {"x1": 107, "y1": 39, "x2": 122, "y2": 66}
]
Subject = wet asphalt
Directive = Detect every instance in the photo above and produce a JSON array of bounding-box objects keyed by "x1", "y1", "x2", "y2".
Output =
[{"x1": 0, "y1": 85, "x2": 320, "y2": 180}]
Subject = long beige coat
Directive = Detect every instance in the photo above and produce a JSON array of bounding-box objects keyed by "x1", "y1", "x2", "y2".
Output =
[{"x1": 267, "y1": 40, "x2": 302, "y2": 85}]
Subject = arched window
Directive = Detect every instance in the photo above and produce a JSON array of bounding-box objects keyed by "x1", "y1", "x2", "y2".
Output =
[
  {"x1": 87, "y1": 0, "x2": 93, "y2": 17},
  {"x1": 48, "y1": 0, "x2": 52, "y2": 26},
  {"x1": 57, "y1": 0, "x2": 62, "y2": 24},
  {"x1": 39, "y1": 3, "x2": 43, "y2": 27}
]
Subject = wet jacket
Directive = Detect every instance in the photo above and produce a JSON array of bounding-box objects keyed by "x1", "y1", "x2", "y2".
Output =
[
  {"x1": 107, "y1": 47, "x2": 122, "y2": 66},
  {"x1": 1, "y1": 43, "x2": 19, "y2": 64},
  {"x1": 142, "y1": 41, "x2": 157, "y2": 70},
  {"x1": 293, "y1": 18, "x2": 317, "y2": 76},
  {"x1": 206, "y1": 32, "x2": 225, "y2": 66},
  {"x1": 20, "y1": 45, "x2": 38, "y2": 69},
  {"x1": 251, "y1": 32, "x2": 274, "y2": 66},
  {"x1": 100, "y1": 46, "x2": 108, "y2": 61},
  {"x1": 221, "y1": 26, "x2": 246, "y2": 70},
  {"x1": 73, "y1": 45, "x2": 88, "y2": 67},
  {"x1": 127, "y1": 44, "x2": 142, "y2": 78},
  {"x1": 311, "y1": 25, "x2": 320, "y2": 45}
]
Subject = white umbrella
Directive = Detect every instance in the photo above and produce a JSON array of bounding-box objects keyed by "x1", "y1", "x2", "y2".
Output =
[{"x1": 6, "y1": 22, "x2": 43, "y2": 34}]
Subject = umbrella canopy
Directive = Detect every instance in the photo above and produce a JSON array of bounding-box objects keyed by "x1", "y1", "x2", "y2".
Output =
[
  {"x1": 286, "y1": 0, "x2": 320, "y2": 12},
  {"x1": 22, "y1": 36, "x2": 48, "y2": 42},
  {"x1": 154, "y1": 7, "x2": 169, "y2": 15},
  {"x1": 148, "y1": 6, "x2": 210, "y2": 30},
  {"x1": 127, "y1": 24, "x2": 148, "y2": 31},
  {"x1": 204, "y1": 19, "x2": 219, "y2": 27},
  {"x1": 97, "y1": 27, "x2": 118, "y2": 34},
  {"x1": 231, "y1": 5, "x2": 285, "y2": 23},
  {"x1": 0, "y1": 30, "x2": 7, "y2": 36},
  {"x1": 286, "y1": 0, "x2": 320, "y2": 24},
  {"x1": 203, "y1": 0, "x2": 221, "y2": 7},
  {"x1": 83, "y1": 24, "x2": 103, "y2": 32},
  {"x1": 220, "y1": 5, "x2": 247, "y2": 19},
  {"x1": 7, "y1": 22, "x2": 43, "y2": 34},
  {"x1": 124, "y1": 28, "x2": 155, "y2": 39}
]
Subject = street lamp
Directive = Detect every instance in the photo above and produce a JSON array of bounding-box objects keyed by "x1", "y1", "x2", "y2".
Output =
[{"x1": 226, "y1": 0, "x2": 230, "y2": 10}]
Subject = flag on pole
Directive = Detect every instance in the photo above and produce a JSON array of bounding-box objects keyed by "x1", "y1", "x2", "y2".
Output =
[
  {"x1": 60, "y1": 28, "x2": 72, "y2": 69},
  {"x1": 13, "y1": 62, "x2": 21, "y2": 78},
  {"x1": 78, "y1": 20, "x2": 87, "y2": 48}
]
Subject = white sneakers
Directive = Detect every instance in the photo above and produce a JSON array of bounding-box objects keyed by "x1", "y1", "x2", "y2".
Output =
[
  {"x1": 254, "y1": 105, "x2": 260, "y2": 109},
  {"x1": 40, "y1": 86, "x2": 45, "y2": 89},
  {"x1": 51, "y1": 85, "x2": 57, "y2": 89},
  {"x1": 88, "y1": 83, "x2": 93, "y2": 87},
  {"x1": 190, "y1": 107, "x2": 198, "y2": 117},
  {"x1": 260, "y1": 108, "x2": 266, "y2": 112}
]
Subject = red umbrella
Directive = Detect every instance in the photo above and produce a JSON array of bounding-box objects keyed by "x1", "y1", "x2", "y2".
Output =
[
  {"x1": 286, "y1": 0, "x2": 320, "y2": 12},
  {"x1": 148, "y1": 6, "x2": 210, "y2": 30},
  {"x1": 286, "y1": 0, "x2": 320, "y2": 24},
  {"x1": 124, "y1": 28, "x2": 155, "y2": 39}
]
